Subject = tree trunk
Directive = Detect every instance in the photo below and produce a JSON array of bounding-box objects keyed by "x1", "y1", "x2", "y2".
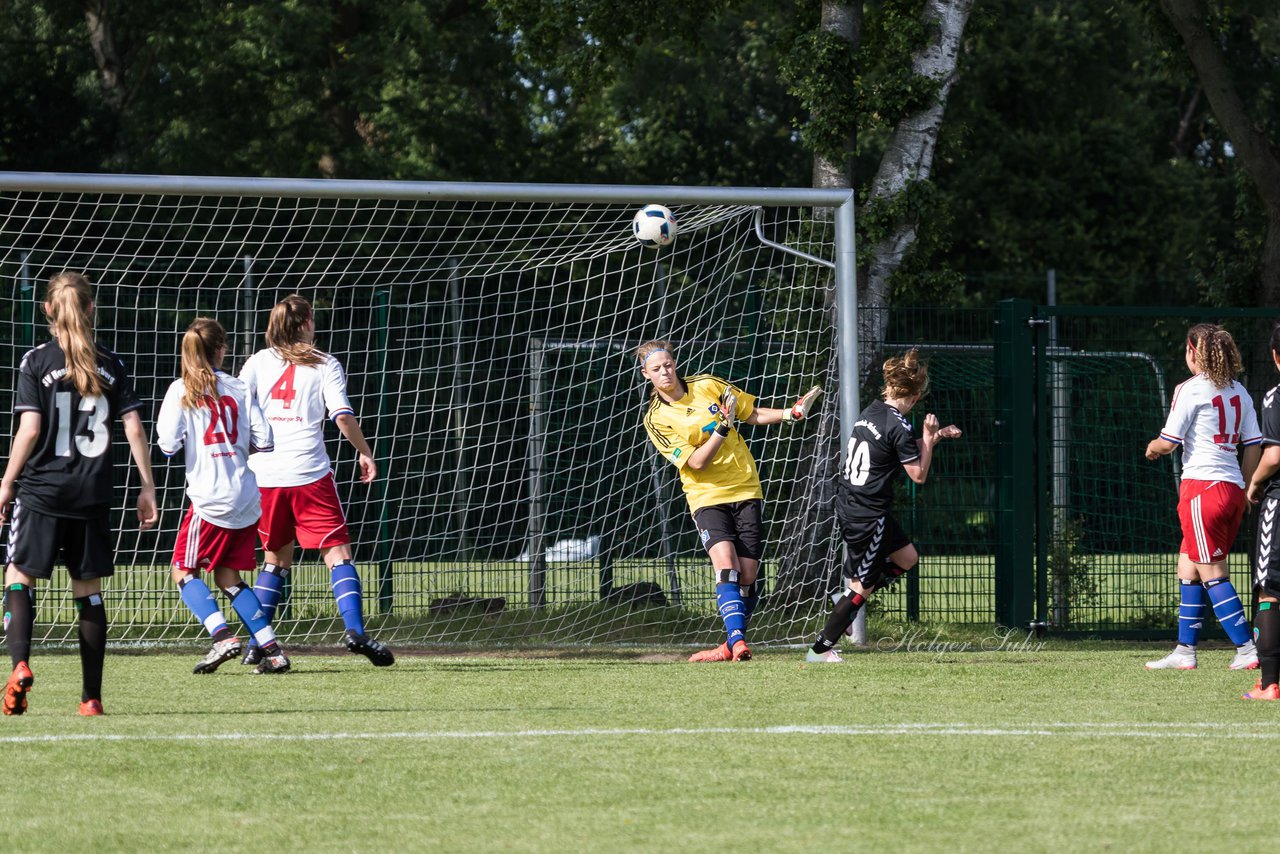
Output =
[
  {"x1": 1158, "y1": 0, "x2": 1280, "y2": 310},
  {"x1": 775, "y1": 0, "x2": 973, "y2": 607},
  {"x1": 810, "y1": 2, "x2": 860, "y2": 193},
  {"x1": 775, "y1": 2, "x2": 860, "y2": 607},
  {"x1": 859, "y1": 0, "x2": 974, "y2": 375},
  {"x1": 82, "y1": 0, "x2": 126, "y2": 111},
  {"x1": 318, "y1": 0, "x2": 364, "y2": 178}
]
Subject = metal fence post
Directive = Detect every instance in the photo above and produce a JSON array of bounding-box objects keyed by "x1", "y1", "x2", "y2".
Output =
[{"x1": 994, "y1": 299, "x2": 1036, "y2": 628}]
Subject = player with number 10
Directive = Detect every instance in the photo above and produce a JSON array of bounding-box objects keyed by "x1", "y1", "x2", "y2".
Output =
[{"x1": 807, "y1": 349, "x2": 960, "y2": 662}]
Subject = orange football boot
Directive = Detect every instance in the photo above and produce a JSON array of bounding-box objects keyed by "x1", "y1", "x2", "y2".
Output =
[
  {"x1": 731, "y1": 640, "x2": 752, "y2": 662},
  {"x1": 3, "y1": 661, "x2": 34, "y2": 716},
  {"x1": 79, "y1": 699, "x2": 105, "y2": 716},
  {"x1": 1242, "y1": 680, "x2": 1280, "y2": 701},
  {"x1": 688, "y1": 642, "x2": 732, "y2": 662}
]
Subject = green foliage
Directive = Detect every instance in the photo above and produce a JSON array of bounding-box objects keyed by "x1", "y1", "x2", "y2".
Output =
[
  {"x1": 777, "y1": 27, "x2": 858, "y2": 162},
  {"x1": 1050, "y1": 515, "x2": 1099, "y2": 626},
  {"x1": 3, "y1": 0, "x2": 1279, "y2": 309}
]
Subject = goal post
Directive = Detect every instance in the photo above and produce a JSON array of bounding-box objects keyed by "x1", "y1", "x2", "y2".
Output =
[{"x1": 0, "y1": 172, "x2": 858, "y2": 648}]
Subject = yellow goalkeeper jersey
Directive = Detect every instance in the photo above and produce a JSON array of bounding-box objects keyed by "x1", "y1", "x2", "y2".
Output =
[{"x1": 642, "y1": 374, "x2": 763, "y2": 513}]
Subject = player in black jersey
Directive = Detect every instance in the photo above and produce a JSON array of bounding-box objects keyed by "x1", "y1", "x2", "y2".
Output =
[
  {"x1": 807, "y1": 349, "x2": 960, "y2": 662},
  {"x1": 0, "y1": 272, "x2": 157, "y2": 716},
  {"x1": 1245, "y1": 325, "x2": 1280, "y2": 700}
]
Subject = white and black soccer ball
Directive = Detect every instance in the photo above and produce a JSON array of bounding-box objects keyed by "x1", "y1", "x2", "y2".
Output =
[{"x1": 632, "y1": 204, "x2": 677, "y2": 248}]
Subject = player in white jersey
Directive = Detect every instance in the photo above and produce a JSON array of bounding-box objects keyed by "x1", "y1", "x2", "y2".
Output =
[
  {"x1": 237, "y1": 295, "x2": 393, "y2": 667},
  {"x1": 156, "y1": 318, "x2": 290, "y2": 674},
  {"x1": 1144, "y1": 323, "x2": 1261, "y2": 671}
]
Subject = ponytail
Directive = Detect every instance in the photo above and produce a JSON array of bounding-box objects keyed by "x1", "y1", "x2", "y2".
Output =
[
  {"x1": 180, "y1": 318, "x2": 227, "y2": 409},
  {"x1": 45, "y1": 271, "x2": 105, "y2": 397},
  {"x1": 882, "y1": 348, "x2": 929, "y2": 400},
  {"x1": 1187, "y1": 323, "x2": 1243, "y2": 389},
  {"x1": 266, "y1": 295, "x2": 325, "y2": 367}
]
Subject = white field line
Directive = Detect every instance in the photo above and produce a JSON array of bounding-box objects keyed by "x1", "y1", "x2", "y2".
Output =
[{"x1": 5, "y1": 722, "x2": 1280, "y2": 745}]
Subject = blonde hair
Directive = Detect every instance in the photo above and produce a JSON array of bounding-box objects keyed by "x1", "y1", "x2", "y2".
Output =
[
  {"x1": 1187, "y1": 323, "x2": 1243, "y2": 389},
  {"x1": 45, "y1": 271, "x2": 105, "y2": 397},
  {"x1": 180, "y1": 318, "x2": 227, "y2": 409},
  {"x1": 266, "y1": 295, "x2": 325, "y2": 367},
  {"x1": 882, "y1": 348, "x2": 929, "y2": 400},
  {"x1": 635, "y1": 340, "x2": 675, "y2": 367}
]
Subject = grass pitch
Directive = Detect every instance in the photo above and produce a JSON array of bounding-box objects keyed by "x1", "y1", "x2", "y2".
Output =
[{"x1": 2, "y1": 639, "x2": 1276, "y2": 853}]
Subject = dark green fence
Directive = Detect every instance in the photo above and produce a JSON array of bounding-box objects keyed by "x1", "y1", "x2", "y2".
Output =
[{"x1": 996, "y1": 301, "x2": 1280, "y2": 636}]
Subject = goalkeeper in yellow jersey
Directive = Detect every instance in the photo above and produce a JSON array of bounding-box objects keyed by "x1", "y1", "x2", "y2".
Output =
[{"x1": 637, "y1": 340, "x2": 821, "y2": 662}]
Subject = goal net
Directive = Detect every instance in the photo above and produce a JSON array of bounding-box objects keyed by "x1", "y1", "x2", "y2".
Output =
[{"x1": 1, "y1": 176, "x2": 853, "y2": 649}]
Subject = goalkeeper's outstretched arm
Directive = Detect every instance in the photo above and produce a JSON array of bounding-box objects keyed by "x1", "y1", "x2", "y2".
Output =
[{"x1": 745, "y1": 385, "x2": 823, "y2": 427}]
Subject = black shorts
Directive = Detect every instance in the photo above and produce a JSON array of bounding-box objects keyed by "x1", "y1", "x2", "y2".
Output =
[
  {"x1": 838, "y1": 512, "x2": 911, "y2": 585},
  {"x1": 692, "y1": 499, "x2": 764, "y2": 561},
  {"x1": 4, "y1": 498, "x2": 114, "y2": 581},
  {"x1": 1257, "y1": 496, "x2": 1280, "y2": 598}
]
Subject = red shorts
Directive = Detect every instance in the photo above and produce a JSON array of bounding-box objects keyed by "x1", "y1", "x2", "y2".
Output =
[
  {"x1": 1178, "y1": 479, "x2": 1245, "y2": 564},
  {"x1": 258, "y1": 474, "x2": 351, "y2": 551},
  {"x1": 173, "y1": 506, "x2": 257, "y2": 572}
]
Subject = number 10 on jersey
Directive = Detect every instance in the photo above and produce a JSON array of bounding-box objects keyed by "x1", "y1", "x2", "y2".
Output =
[{"x1": 843, "y1": 436, "x2": 871, "y2": 486}]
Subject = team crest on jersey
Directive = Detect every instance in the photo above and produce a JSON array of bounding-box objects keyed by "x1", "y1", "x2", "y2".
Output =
[
  {"x1": 672, "y1": 448, "x2": 682, "y2": 459},
  {"x1": 709, "y1": 404, "x2": 721, "y2": 414}
]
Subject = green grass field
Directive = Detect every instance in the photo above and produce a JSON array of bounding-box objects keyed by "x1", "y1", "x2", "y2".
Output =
[{"x1": 3, "y1": 638, "x2": 1277, "y2": 852}]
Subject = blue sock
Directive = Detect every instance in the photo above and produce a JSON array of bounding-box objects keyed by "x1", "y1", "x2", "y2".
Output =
[
  {"x1": 246, "y1": 564, "x2": 288, "y2": 650},
  {"x1": 227, "y1": 584, "x2": 278, "y2": 651},
  {"x1": 330, "y1": 562, "x2": 366, "y2": 635},
  {"x1": 1177, "y1": 579, "x2": 1205, "y2": 647},
  {"x1": 1204, "y1": 578, "x2": 1252, "y2": 646},
  {"x1": 179, "y1": 576, "x2": 229, "y2": 640},
  {"x1": 716, "y1": 582, "x2": 747, "y2": 647},
  {"x1": 741, "y1": 582, "x2": 758, "y2": 625}
]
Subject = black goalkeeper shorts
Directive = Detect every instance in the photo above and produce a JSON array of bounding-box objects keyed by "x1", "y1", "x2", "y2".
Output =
[{"x1": 692, "y1": 499, "x2": 764, "y2": 561}]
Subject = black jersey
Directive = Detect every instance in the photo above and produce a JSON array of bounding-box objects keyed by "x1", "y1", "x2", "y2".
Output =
[
  {"x1": 833, "y1": 399, "x2": 921, "y2": 519},
  {"x1": 1261, "y1": 383, "x2": 1280, "y2": 500},
  {"x1": 13, "y1": 340, "x2": 143, "y2": 517}
]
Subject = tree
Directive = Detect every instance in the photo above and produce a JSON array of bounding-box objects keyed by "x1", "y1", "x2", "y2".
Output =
[{"x1": 1158, "y1": 0, "x2": 1280, "y2": 310}]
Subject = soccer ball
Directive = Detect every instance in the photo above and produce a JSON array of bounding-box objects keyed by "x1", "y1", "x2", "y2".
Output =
[{"x1": 632, "y1": 204, "x2": 677, "y2": 248}]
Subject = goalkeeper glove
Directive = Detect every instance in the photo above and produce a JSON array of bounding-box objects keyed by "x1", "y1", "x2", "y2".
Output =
[
  {"x1": 716, "y1": 388, "x2": 737, "y2": 437},
  {"x1": 782, "y1": 385, "x2": 823, "y2": 422}
]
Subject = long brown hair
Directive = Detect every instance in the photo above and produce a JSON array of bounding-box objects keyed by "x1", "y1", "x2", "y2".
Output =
[
  {"x1": 45, "y1": 271, "x2": 105, "y2": 397},
  {"x1": 266, "y1": 295, "x2": 324, "y2": 366},
  {"x1": 882, "y1": 348, "x2": 929, "y2": 400},
  {"x1": 1187, "y1": 323, "x2": 1243, "y2": 389},
  {"x1": 180, "y1": 317, "x2": 227, "y2": 409}
]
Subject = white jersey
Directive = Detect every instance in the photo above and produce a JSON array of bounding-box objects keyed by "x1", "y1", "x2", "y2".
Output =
[
  {"x1": 156, "y1": 372, "x2": 274, "y2": 530},
  {"x1": 1160, "y1": 374, "x2": 1261, "y2": 486},
  {"x1": 240, "y1": 348, "x2": 355, "y2": 488}
]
